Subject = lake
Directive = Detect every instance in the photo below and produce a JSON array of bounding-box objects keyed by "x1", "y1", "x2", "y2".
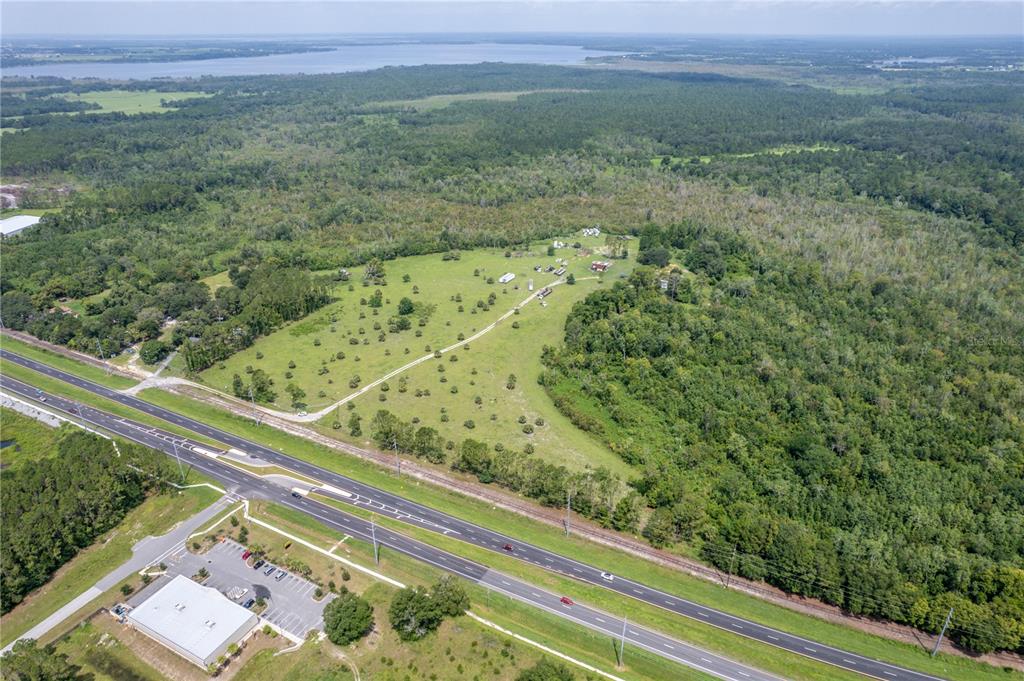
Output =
[{"x1": 1, "y1": 42, "x2": 621, "y2": 80}]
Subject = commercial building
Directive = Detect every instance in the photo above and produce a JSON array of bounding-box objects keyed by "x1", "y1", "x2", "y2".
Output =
[{"x1": 126, "y1": 575, "x2": 258, "y2": 668}]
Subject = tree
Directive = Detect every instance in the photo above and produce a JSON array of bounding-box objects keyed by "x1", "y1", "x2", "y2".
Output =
[
  {"x1": 431, "y1": 576, "x2": 469, "y2": 618},
  {"x1": 285, "y1": 382, "x2": 306, "y2": 408},
  {"x1": 398, "y1": 297, "x2": 414, "y2": 315},
  {"x1": 637, "y1": 247, "x2": 671, "y2": 267},
  {"x1": 506, "y1": 373, "x2": 517, "y2": 390},
  {"x1": 566, "y1": 273, "x2": 576, "y2": 285},
  {"x1": 323, "y1": 589, "x2": 374, "y2": 646},
  {"x1": 364, "y1": 258, "x2": 386, "y2": 284},
  {"x1": 612, "y1": 492, "x2": 642, "y2": 533},
  {"x1": 516, "y1": 658, "x2": 576, "y2": 681},
  {"x1": 388, "y1": 586, "x2": 441, "y2": 641},
  {"x1": 348, "y1": 412, "x2": 362, "y2": 437},
  {"x1": 1, "y1": 639, "x2": 92, "y2": 681},
  {"x1": 139, "y1": 339, "x2": 169, "y2": 365}
]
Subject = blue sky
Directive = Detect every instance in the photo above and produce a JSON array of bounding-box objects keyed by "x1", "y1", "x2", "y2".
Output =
[{"x1": 3, "y1": 1, "x2": 1022, "y2": 37}]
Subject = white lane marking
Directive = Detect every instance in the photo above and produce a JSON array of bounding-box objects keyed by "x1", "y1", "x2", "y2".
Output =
[
  {"x1": 767, "y1": 635, "x2": 779, "y2": 641},
  {"x1": 803, "y1": 647, "x2": 816, "y2": 653},
  {"x1": 842, "y1": 659, "x2": 857, "y2": 665},
  {"x1": 731, "y1": 624, "x2": 743, "y2": 629},
  {"x1": 738, "y1": 672, "x2": 750, "y2": 678},
  {"x1": 663, "y1": 643, "x2": 674, "y2": 650},
  {"x1": 697, "y1": 611, "x2": 709, "y2": 617}
]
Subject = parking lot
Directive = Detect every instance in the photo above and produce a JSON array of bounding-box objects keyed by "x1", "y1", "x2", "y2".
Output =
[{"x1": 155, "y1": 538, "x2": 334, "y2": 640}]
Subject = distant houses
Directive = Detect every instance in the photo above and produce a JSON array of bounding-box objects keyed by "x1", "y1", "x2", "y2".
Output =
[
  {"x1": 537, "y1": 287, "x2": 553, "y2": 299},
  {"x1": 590, "y1": 261, "x2": 611, "y2": 272},
  {"x1": 498, "y1": 272, "x2": 516, "y2": 284},
  {"x1": 581, "y1": 227, "x2": 601, "y2": 237},
  {"x1": 553, "y1": 266, "x2": 567, "y2": 276}
]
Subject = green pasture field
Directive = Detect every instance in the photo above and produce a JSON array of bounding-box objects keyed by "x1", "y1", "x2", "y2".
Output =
[
  {"x1": 330, "y1": 251, "x2": 636, "y2": 476},
  {"x1": 55, "y1": 90, "x2": 211, "y2": 115}
]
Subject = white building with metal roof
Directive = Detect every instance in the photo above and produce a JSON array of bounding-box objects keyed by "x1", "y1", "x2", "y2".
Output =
[
  {"x1": 0, "y1": 215, "x2": 41, "y2": 238},
  {"x1": 126, "y1": 574, "x2": 258, "y2": 668}
]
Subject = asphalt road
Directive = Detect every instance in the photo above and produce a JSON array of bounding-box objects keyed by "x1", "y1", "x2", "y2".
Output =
[
  {"x1": 1, "y1": 349, "x2": 949, "y2": 681},
  {"x1": 0, "y1": 372, "x2": 775, "y2": 681}
]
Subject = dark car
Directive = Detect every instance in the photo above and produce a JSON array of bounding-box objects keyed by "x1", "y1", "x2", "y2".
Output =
[
  {"x1": 253, "y1": 559, "x2": 265, "y2": 569},
  {"x1": 502, "y1": 544, "x2": 514, "y2": 552},
  {"x1": 291, "y1": 491, "x2": 302, "y2": 498},
  {"x1": 243, "y1": 598, "x2": 255, "y2": 609},
  {"x1": 559, "y1": 596, "x2": 574, "y2": 606}
]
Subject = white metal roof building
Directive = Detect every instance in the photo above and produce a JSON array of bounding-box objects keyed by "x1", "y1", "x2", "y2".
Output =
[
  {"x1": 0, "y1": 215, "x2": 41, "y2": 238},
  {"x1": 126, "y1": 575, "x2": 258, "y2": 668}
]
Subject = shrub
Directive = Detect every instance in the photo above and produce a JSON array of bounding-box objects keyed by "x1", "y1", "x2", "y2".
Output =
[{"x1": 464, "y1": 420, "x2": 475, "y2": 429}]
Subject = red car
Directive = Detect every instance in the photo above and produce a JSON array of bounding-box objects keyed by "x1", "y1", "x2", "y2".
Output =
[
  {"x1": 241, "y1": 550, "x2": 252, "y2": 560},
  {"x1": 559, "y1": 596, "x2": 574, "y2": 606},
  {"x1": 502, "y1": 544, "x2": 514, "y2": 552}
]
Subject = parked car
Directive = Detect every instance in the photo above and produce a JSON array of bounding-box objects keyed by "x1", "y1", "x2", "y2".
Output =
[
  {"x1": 253, "y1": 559, "x2": 265, "y2": 569},
  {"x1": 243, "y1": 598, "x2": 255, "y2": 609},
  {"x1": 264, "y1": 564, "x2": 276, "y2": 576},
  {"x1": 502, "y1": 544, "x2": 514, "y2": 552},
  {"x1": 600, "y1": 572, "x2": 614, "y2": 582},
  {"x1": 242, "y1": 550, "x2": 252, "y2": 560},
  {"x1": 560, "y1": 596, "x2": 574, "y2": 606},
  {"x1": 275, "y1": 569, "x2": 286, "y2": 581}
]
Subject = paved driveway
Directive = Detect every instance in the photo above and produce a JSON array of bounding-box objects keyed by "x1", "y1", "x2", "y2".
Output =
[{"x1": 155, "y1": 538, "x2": 333, "y2": 640}]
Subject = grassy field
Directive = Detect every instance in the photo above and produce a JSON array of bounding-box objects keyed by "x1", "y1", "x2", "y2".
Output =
[
  {"x1": 0, "y1": 483, "x2": 222, "y2": 646},
  {"x1": 58, "y1": 620, "x2": 168, "y2": 681},
  {"x1": 55, "y1": 90, "x2": 211, "y2": 115},
  {"x1": 6, "y1": 325, "x2": 1009, "y2": 681},
  {"x1": 200, "y1": 235, "x2": 632, "y2": 475},
  {"x1": 1, "y1": 333, "x2": 136, "y2": 390},
  {"x1": 0, "y1": 407, "x2": 60, "y2": 469}
]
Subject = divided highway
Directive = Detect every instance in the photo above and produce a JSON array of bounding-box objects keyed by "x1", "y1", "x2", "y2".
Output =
[
  {"x1": 0, "y1": 349, "x2": 949, "y2": 681},
  {"x1": 0, "y1": 373, "x2": 773, "y2": 681}
]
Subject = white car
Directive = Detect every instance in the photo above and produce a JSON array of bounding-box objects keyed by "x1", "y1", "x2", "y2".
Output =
[{"x1": 600, "y1": 572, "x2": 614, "y2": 582}]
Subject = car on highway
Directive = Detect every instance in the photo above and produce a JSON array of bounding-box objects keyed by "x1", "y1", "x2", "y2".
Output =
[
  {"x1": 600, "y1": 572, "x2": 614, "y2": 582},
  {"x1": 291, "y1": 491, "x2": 302, "y2": 498},
  {"x1": 275, "y1": 569, "x2": 286, "y2": 581},
  {"x1": 559, "y1": 596, "x2": 574, "y2": 606},
  {"x1": 502, "y1": 544, "x2": 514, "y2": 552},
  {"x1": 253, "y1": 559, "x2": 265, "y2": 569},
  {"x1": 242, "y1": 550, "x2": 251, "y2": 560},
  {"x1": 242, "y1": 598, "x2": 255, "y2": 609},
  {"x1": 264, "y1": 564, "x2": 276, "y2": 576}
]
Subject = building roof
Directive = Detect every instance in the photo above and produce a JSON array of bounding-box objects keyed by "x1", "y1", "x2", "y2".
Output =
[
  {"x1": 0, "y1": 215, "x2": 41, "y2": 236},
  {"x1": 127, "y1": 575, "x2": 255, "y2": 663}
]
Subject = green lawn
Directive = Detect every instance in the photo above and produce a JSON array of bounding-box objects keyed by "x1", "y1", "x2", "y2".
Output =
[
  {"x1": 0, "y1": 483, "x2": 222, "y2": 646},
  {"x1": 0, "y1": 407, "x2": 61, "y2": 469},
  {"x1": 54, "y1": 90, "x2": 211, "y2": 115}
]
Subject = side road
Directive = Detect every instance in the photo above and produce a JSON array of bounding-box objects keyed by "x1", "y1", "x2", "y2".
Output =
[{"x1": 1, "y1": 495, "x2": 233, "y2": 653}]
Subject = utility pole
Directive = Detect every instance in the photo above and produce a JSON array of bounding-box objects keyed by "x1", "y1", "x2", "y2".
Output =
[
  {"x1": 725, "y1": 548, "x2": 737, "y2": 588},
  {"x1": 618, "y1": 616, "x2": 628, "y2": 668},
  {"x1": 248, "y1": 387, "x2": 260, "y2": 426},
  {"x1": 565, "y1": 490, "x2": 572, "y2": 537},
  {"x1": 393, "y1": 436, "x2": 400, "y2": 477},
  {"x1": 371, "y1": 514, "x2": 379, "y2": 565},
  {"x1": 932, "y1": 607, "x2": 954, "y2": 657},
  {"x1": 95, "y1": 339, "x2": 112, "y2": 375},
  {"x1": 170, "y1": 439, "x2": 186, "y2": 483}
]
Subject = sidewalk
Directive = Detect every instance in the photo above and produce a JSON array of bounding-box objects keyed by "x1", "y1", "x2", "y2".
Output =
[{"x1": 2, "y1": 495, "x2": 232, "y2": 653}]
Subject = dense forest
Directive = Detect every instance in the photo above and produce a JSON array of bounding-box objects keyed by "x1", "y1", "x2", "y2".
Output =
[
  {"x1": 542, "y1": 225, "x2": 1024, "y2": 654},
  {"x1": 1, "y1": 48, "x2": 1022, "y2": 654},
  {"x1": 0, "y1": 428, "x2": 176, "y2": 612}
]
